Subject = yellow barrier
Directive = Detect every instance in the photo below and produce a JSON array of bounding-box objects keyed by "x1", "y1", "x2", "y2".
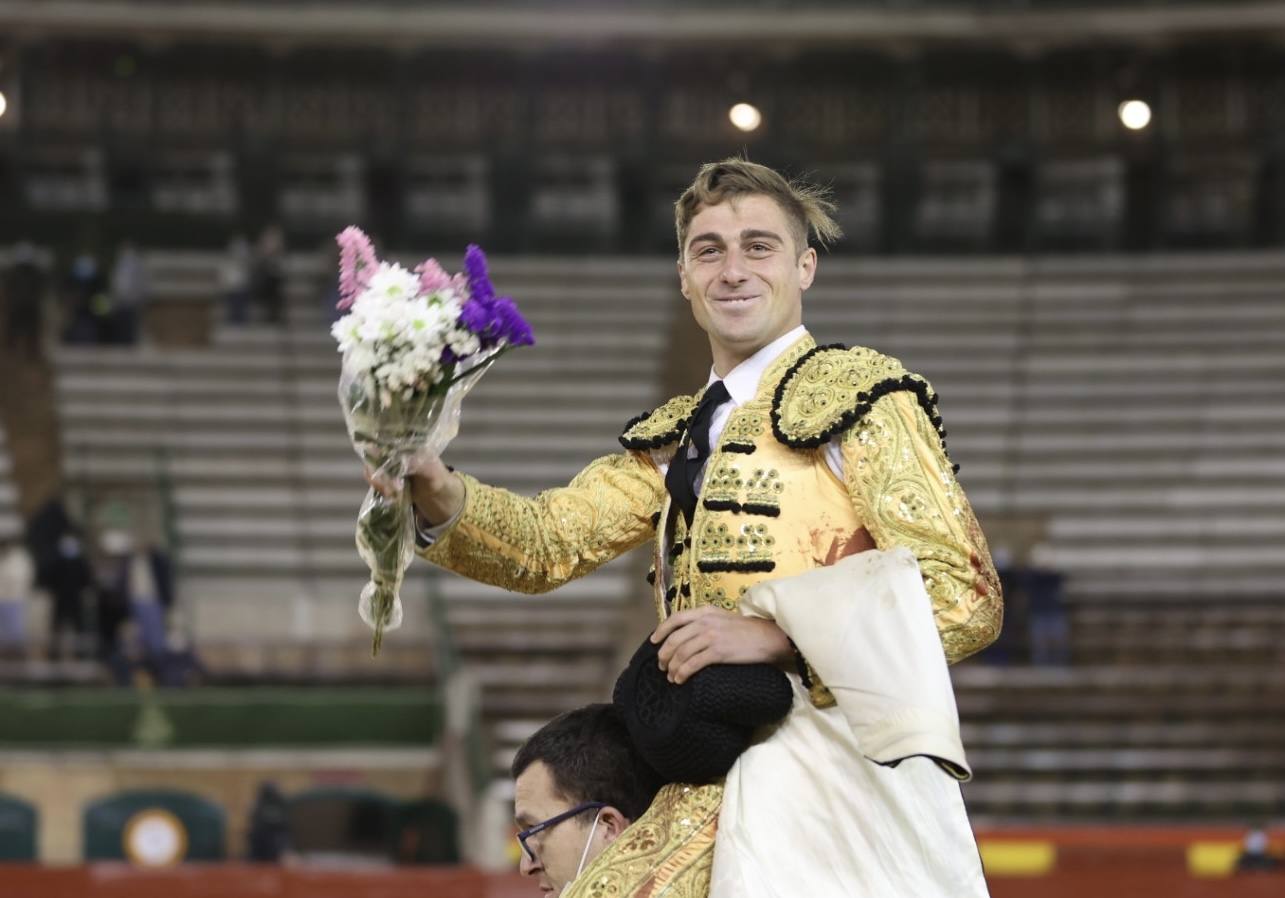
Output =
[
  {"x1": 979, "y1": 839, "x2": 1057, "y2": 876},
  {"x1": 1187, "y1": 842, "x2": 1243, "y2": 878}
]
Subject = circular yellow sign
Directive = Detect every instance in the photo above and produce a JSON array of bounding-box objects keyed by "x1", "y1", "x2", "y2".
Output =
[{"x1": 123, "y1": 808, "x2": 188, "y2": 867}]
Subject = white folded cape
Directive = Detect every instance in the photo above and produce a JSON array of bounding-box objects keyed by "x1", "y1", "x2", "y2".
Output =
[
  {"x1": 709, "y1": 547, "x2": 989, "y2": 898},
  {"x1": 740, "y1": 545, "x2": 971, "y2": 780}
]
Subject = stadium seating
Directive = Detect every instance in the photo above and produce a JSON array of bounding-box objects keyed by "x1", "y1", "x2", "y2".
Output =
[
  {"x1": 0, "y1": 425, "x2": 19, "y2": 542},
  {"x1": 395, "y1": 798, "x2": 461, "y2": 865},
  {"x1": 0, "y1": 793, "x2": 38, "y2": 861},
  {"x1": 284, "y1": 787, "x2": 460, "y2": 864},
  {"x1": 83, "y1": 788, "x2": 226, "y2": 862},
  {"x1": 286, "y1": 786, "x2": 399, "y2": 862}
]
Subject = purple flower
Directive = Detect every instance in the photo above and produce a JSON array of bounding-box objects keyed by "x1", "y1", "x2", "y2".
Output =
[
  {"x1": 463, "y1": 244, "x2": 496, "y2": 306},
  {"x1": 492, "y1": 296, "x2": 535, "y2": 347},
  {"x1": 459, "y1": 298, "x2": 494, "y2": 340}
]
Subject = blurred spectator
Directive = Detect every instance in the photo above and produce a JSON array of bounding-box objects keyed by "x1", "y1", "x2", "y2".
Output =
[
  {"x1": 1236, "y1": 827, "x2": 1282, "y2": 873},
  {"x1": 149, "y1": 538, "x2": 176, "y2": 613},
  {"x1": 221, "y1": 234, "x2": 253, "y2": 325},
  {"x1": 152, "y1": 614, "x2": 205, "y2": 688},
  {"x1": 252, "y1": 225, "x2": 286, "y2": 324},
  {"x1": 95, "y1": 528, "x2": 134, "y2": 664},
  {"x1": 61, "y1": 250, "x2": 109, "y2": 345},
  {"x1": 0, "y1": 539, "x2": 35, "y2": 654},
  {"x1": 97, "y1": 527, "x2": 191, "y2": 685},
  {"x1": 26, "y1": 499, "x2": 94, "y2": 659},
  {"x1": 120, "y1": 529, "x2": 166, "y2": 654},
  {"x1": 1021, "y1": 543, "x2": 1071, "y2": 666},
  {"x1": 247, "y1": 782, "x2": 292, "y2": 862},
  {"x1": 97, "y1": 528, "x2": 174, "y2": 659},
  {"x1": 3, "y1": 242, "x2": 48, "y2": 356},
  {"x1": 106, "y1": 241, "x2": 149, "y2": 345},
  {"x1": 103, "y1": 618, "x2": 146, "y2": 686}
]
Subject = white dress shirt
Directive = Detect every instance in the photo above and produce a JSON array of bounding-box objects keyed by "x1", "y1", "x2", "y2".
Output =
[{"x1": 657, "y1": 325, "x2": 845, "y2": 487}]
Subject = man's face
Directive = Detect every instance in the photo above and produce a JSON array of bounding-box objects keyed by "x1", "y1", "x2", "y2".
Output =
[
  {"x1": 514, "y1": 761, "x2": 613, "y2": 895},
  {"x1": 678, "y1": 194, "x2": 817, "y2": 375}
]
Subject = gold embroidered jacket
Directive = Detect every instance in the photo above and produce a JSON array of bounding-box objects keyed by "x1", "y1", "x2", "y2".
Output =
[
  {"x1": 419, "y1": 334, "x2": 1001, "y2": 897},
  {"x1": 419, "y1": 334, "x2": 1000, "y2": 665}
]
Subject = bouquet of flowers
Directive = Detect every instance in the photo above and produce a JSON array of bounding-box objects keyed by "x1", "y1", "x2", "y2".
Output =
[{"x1": 331, "y1": 227, "x2": 534, "y2": 654}]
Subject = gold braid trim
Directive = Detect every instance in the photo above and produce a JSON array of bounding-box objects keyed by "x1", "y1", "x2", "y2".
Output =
[
  {"x1": 771, "y1": 345, "x2": 951, "y2": 470},
  {"x1": 620, "y1": 394, "x2": 700, "y2": 451}
]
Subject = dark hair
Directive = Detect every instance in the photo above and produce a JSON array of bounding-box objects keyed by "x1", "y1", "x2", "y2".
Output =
[{"x1": 511, "y1": 703, "x2": 662, "y2": 822}]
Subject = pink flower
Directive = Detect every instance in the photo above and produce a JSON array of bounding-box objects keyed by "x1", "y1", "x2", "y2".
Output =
[
  {"x1": 415, "y1": 258, "x2": 452, "y2": 294},
  {"x1": 336, "y1": 226, "x2": 378, "y2": 310}
]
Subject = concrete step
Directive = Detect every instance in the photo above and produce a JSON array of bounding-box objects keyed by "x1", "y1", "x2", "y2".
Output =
[{"x1": 961, "y1": 719, "x2": 1285, "y2": 749}]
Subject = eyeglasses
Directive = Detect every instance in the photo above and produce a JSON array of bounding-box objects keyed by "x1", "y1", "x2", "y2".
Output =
[{"x1": 516, "y1": 801, "x2": 606, "y2": 863}]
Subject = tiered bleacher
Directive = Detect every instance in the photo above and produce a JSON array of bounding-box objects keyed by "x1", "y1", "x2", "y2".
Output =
[
  {"x1": 0, "y1": 425, "x2": 20, "y2": 542},
  {"x1": 49, "y1": 249, "x2": 1285, "y2": 825}
]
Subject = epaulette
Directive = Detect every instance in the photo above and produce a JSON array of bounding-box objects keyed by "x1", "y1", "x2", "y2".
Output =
[
  {"x1": 770, "y1": 343, "x2": 956, "y2": 471},
  {"x1": 620, "y1": 393, "x2": 700, "y2": 451}
]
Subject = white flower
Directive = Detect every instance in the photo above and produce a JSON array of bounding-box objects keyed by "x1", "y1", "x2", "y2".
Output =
[
  {"x1": 448, "y1": 328, "x2": 482, "y2": 359},
  {"x1": 365, "y1": 262, "x2": 421, "y2": 303}
]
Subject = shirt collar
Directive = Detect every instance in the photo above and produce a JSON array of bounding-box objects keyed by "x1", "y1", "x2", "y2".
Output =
[{"x1": 706, "y1": 325, "x2": 809, "y2": 407}]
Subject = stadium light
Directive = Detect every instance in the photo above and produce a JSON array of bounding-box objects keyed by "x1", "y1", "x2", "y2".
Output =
[
  {"x1": 1118, "y1": 99, "x2": 1152, "y2": 131},
  {"x1": 0, "y1": 91, "x2": 7, "y2": 120},
  {"x1": 729, "y1": 102, "x2": 762, "y2": 133}
]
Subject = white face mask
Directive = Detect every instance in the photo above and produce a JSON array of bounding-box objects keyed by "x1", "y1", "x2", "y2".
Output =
[{"x1": 570, "y1": 809, "x2": 604, "y2": 885}]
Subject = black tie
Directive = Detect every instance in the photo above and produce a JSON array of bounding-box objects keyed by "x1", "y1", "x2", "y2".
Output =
[{"x1": 665, "y1": 381, "x2": 731, "y2": 526}]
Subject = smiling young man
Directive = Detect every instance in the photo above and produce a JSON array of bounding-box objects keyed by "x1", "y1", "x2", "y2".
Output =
[{"x1": 386, "y1": 158, "x2": 1002, "y2": 896}]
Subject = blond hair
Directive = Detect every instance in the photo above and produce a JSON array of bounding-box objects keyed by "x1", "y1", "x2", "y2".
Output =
[{"x1": 674, "y1": 158, "x2": 842, "y2": 256}]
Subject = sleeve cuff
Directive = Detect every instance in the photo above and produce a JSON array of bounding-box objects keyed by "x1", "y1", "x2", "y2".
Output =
[
  {"x1": 412, "y1": 479, "x2": 465, "y2": 550},
  {"x1": 414, "y1": 508, "x2": 461, "y2": 548}
]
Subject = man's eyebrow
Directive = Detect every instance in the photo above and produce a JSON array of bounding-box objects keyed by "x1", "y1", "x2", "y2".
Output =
[
  {"x1": 740, "y1": 229, "x2": 784, "y2": 244},
  {"x1": 686, "y1": 232, "x2": 726, "y2": 249}
]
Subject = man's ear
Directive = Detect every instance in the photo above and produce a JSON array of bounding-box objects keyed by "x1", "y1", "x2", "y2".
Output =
[
  {"x1": 798, "y1": 246, "x2": 817, "y2": 291},
  {"x1": 598, "y1": 806, "x2": 632, "y2": 845},
  {"x1": 677, "y1": 258, "x2": 691, "y2": 301}
]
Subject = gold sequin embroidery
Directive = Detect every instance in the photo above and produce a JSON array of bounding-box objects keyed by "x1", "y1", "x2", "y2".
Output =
[
  {"x1": 695, "y1": 522, "x2": 736, "y2": 568},
  {"x1": 562, "y1": 782, "x2": 721, "y2": 898},
  {"x1": 701, "y1": 464, "x2": 743, "y2": 508},
  {"x1": 721, "y1": 409, "x2": 766, "y2": 450},
  {"x1": 736, "y1": 522, "x2": 775, "y2": 565},
  {"x1": 418, "y1": 452, "x2": 664, "y2": 594},
  {"x1": 742, "y1": 468, "x2": 784, "y2": 514},
  {"x1": 842, "y1": 391, "x2": 1002, "y2": 663}
]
